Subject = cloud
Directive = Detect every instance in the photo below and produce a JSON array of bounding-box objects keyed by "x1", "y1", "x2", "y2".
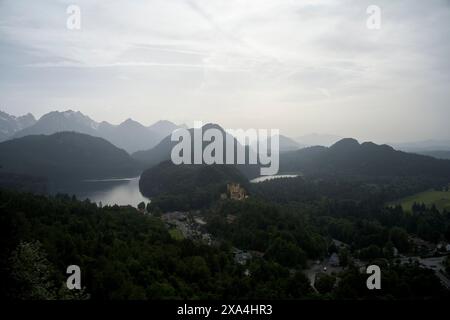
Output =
[{"x1": 0, "y1": 0, "x2": 449, "y2": 141}]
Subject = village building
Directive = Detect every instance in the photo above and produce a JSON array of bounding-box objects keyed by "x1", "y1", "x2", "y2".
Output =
[
  {"x1": 410, "y1": 236, "x2": 436, "y2": 255},
  {"x1": 329, "y1": 252, "x2": 340, "y2": 267},
  {"x1": 233, "y1": 248, "x2": 252, "y2": 265}
]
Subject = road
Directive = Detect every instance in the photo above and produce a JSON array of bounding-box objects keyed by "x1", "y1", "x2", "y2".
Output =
[{"x1": 399, "y1": 255, "x2": 450, "y2": 289}]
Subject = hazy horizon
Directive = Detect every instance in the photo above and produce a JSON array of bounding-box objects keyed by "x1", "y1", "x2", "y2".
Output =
[
  {"x1": 1, "y1": 0, "x2": 449, "y2": 143},
  {"x1": 4, "y1": 107, "x2": 450, "y2": 147}
]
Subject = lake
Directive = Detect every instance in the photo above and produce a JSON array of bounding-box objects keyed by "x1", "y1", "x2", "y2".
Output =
[
  {"x1": 250, "y1": 174, "x2": 299, "y2": 183},
  {"x1": 48, "y1": 174, "x2": 300, "y2": 206},
  {"x1": 49, "y1": 177, "x2": 149, "y2": 207}
]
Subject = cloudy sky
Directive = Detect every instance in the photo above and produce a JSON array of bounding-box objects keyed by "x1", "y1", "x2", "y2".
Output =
[{"x1": 0, "y1": 0, "x2": 449, "y2": 143}]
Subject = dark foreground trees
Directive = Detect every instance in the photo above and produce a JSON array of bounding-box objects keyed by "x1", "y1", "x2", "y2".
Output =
[
  {"x1": 1, "y1": 187, "x2": 448, "y2": 300},
  {"x1": 0, "y1": 189, "x2": 314, "y2": 300}
]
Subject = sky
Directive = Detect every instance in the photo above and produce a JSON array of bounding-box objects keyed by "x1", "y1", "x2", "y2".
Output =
[{"x1": 0, "y1": 0, "x2": 449, "y2": 143}]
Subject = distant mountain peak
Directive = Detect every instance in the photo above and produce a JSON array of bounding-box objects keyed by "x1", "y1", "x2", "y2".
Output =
[
  {"x1": 152, "y1": 120, "x2": 174, "y2": 125},
  {"x1": 20, "y1": 112, "x2": 35, "y2": 120},
  {"x1": 0, "y1": 110, "x2": 35, "y2": 121},
  {"x1": 0, "y1": 110, "x2": 13, "y2": 119},
  {"x1": 43, "y1": 109, "x2": 91, "y2": 120},
  {"x1": 360, "y1": 141, "x2": 394, "y2": 152},
  {"x1": 148, "y1": 119, "x2": 180, "y2": 132},
  {"x1": 330, "y1": 138, "x2": 360, "y2": 150},
  {"x1": 0, "y1": 110, "x2": 37, "y2": 141},
  {"x1": 121, "y1": 118, "x2": 143, "y2": 126},
  {"x1": 147, "y1": 120, "x2": 188, "y2": 145}
]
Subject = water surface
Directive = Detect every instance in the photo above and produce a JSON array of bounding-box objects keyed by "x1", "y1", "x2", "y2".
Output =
[
  {"x1": 50, "y1": 177, "x2": 149, "y2": 207},
  {"x1": 250, "y1": 174, "x2": 299, "y2": 183}
]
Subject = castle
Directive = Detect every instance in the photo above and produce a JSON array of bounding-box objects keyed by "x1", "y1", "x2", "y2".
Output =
[{"x1": 226, "y1": 183, "x2": 247, "y2": 201}]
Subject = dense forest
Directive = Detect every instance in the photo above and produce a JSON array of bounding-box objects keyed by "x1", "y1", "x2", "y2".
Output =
[
  {"x1": 204, "y1": 189, "x2": 450, "y2": 263},
  {"x1": 2, "y1": 174, "x2": 449, "y2": 299}
]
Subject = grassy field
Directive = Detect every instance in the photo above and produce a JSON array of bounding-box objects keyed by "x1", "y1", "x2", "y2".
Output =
[
  {"x1": 168, "y1": 228, "x2": 184, "y2": 240},
  {"x1": 389, "y1": 188, "x2": 450, "y2": 212}
]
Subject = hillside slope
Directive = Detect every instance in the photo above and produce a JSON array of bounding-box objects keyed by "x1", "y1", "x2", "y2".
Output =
[
  {"x1": 280, "y1": 138, "x2": 450, "y2": 179},
  {"x1": 0, "y1": 132, "x2": 142, "y2": 181},
  {"x1": 132, "y1": 123, "x2": 261, "y2": 179},
  {"x1": 140, "y1": 161, "x2": 249, "y2": 210}
]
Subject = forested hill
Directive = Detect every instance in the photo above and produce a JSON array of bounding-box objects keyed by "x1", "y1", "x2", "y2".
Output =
[
  {"x1": 0, "y1": 132, "x2": 142, "y2": 181},
  {"x1": 140, "y1": 161, "x2": 249, "y2": 211},
  {"x1": 280, "y1": 138, "x2": 450, "y2": 180},
  {"x1": 132, "y1": 123, "x2": 261, "y2": 179}
]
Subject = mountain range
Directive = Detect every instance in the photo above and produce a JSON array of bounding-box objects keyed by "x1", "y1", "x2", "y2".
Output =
[
  {"x1": 1, "y1": 120, "x2": 450, "y2": 187},
  {"x1": 1, "y1": 110, "x2": 185, "y2": 153},
  {"x1": 391, "y1": 140, "x2": 450, "y2": 153},
  {"x1": 130, "y1": 125, "x2": 450, "y2": 181},
  {"x1": 280, "y1": 138, "x2": 450, "y2": 179},
  {"x1": 2, "y1": 109, "x2": 450, "y2": 185},
  {"x1": 5, "y1": 109, "x2": 450, "y2": 157},
  {"x1": 0, "y1": 111, "x2": 36, "y2": 142}
]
